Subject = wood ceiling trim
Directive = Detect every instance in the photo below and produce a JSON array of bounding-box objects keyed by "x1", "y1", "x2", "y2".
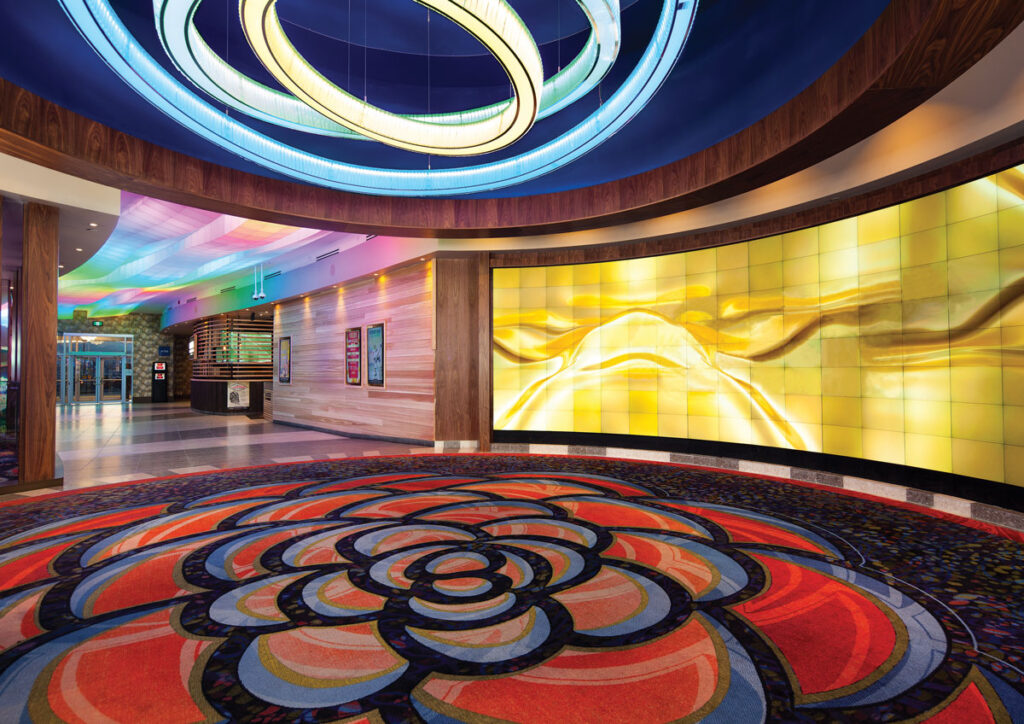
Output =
[
  {"x1": 489, "y1": 136, "x2": 1024, "y2": 267},
  {"x1": 0, "y1": 0, "x2": 1022, "y2": 237}
]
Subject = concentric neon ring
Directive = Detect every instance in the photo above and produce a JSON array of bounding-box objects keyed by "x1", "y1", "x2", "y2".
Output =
[
  {"x1": 241, "y1": 0, "x2": 543, "y2": 156},
  {"x1": 59, "y1": 0, "x2": 698, "y2": 196},
  {"x1": 154, "y1": 0, "x2": 621, "y2": 147}
]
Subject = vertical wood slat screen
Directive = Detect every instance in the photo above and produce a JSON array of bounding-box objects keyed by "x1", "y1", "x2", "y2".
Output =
[{"x1": 192, "y1": 318, "x2": 273, "y2": 380}]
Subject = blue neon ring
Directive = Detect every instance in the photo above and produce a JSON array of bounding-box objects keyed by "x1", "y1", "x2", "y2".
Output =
[{"x1": 59, "y1": 0, "x2": 698, "y2": 197}]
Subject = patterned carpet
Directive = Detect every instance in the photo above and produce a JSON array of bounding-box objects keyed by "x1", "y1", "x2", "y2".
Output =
[
  {"x1": 0, "y1": 454, "x2": 1021, "y2": 723},
  {"x1": 0, "y1": 440, "x2": 17, "y2": 487}
]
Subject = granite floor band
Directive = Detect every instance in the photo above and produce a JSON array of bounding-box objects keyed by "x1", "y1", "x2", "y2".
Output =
[
  {"x1": 34, "y1": 402, "x2": 1021, "y2": 532},
  {"x1": 491, "y1": 442, "x2": 1024, "y2": 533}
]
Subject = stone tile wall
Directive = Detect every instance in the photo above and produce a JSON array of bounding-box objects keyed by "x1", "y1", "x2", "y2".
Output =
[
  {"x1": 172, "y1": 334, "x2": 192, "y2": 399},
  {"x1": 59, "y1": 311, "x2": 176, "y2": 400}
]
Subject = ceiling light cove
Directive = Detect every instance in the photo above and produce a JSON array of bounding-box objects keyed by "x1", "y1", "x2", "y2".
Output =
[{"x1": 61, "y1": 0, "x2": 698, "y2": 194}]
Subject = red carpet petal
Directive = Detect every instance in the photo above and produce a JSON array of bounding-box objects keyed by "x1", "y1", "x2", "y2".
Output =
[
  {"x1": 491, "y1": 472, "x2": 652, "y2": 497},
  {"x1": 605, "y1": 531, "x2": 715, "y2": 596},
  {"x1": 0, "y1": 534, "x2": 92, "y2": 589},
  {"x1": 554, "y1": 499, "x2": 709, "y2": 537},
  {"x1": 455, "y1": 480, "x2": 605, "y2": 499},
  {"x1": 43, "y1": 607, "x2": 218, "y2": 724},
  {"x1": 0, "y1": 585, "x2": 50, "y2": 652},
  {"x1": 414, "y1": 617, "x2": 721, "y2": 723},
  {"x1": 921, "y1": 680, "x2": 998, "y2": 724},
  {"x1": 732, "y1": 552, "x2": 898, "y2": 698},
  {"x1": 0, "y1": 505, "x2": 167, "y2": 550},
  {"x1": 660, "y1": 502, "x2": 833, "y2": 555},
  {"x1": 383, "y1": 477, "x2": 487, "y2": 492},
  {"x1": 85, "y1": 531, "x2": 240, "y2": 617}
]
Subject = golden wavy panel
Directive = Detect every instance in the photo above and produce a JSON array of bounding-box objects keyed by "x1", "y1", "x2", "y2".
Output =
[{"x1": 493, "y1": 166, "x2": 1024, "y2": 484}]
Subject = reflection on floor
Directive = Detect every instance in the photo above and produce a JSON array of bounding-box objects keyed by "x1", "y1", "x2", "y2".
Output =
[{"x1": 55, "y1": 401, "x2": 432, "y2": 490}]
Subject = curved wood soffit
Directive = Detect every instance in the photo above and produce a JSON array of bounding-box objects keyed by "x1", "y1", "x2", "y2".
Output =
[
  {"x1": 490, "y1": 135, "x2": 1024, "y2": 266},
  {"x1": 0, "y1": 0, "x2": 1022, "y2": 238}
]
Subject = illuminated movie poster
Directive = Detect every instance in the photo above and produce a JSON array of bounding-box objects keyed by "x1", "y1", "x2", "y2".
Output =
[
  {"x1": 227, "y1": 381, "x2": 249, "y2": 409},
  {"x1": 278, "y1": 336, "x2": 291, "y2": 384},
  {"x1": 346, "y1": 327, "x2": 361, "y2": 385},
  {"x1": 367, "y1": 323, "x2": 385, "y2": 387},
  {"x1": 493, "y1": 165, "x2": 1024, "y2": 485}
]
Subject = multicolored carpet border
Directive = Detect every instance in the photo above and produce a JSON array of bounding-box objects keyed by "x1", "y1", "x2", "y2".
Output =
[{"x1": 0, "y1": 455, "x2": 1021, "y2": 722}]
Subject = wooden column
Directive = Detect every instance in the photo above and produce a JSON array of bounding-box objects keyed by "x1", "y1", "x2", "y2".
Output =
[
  {"x1": 431, "y1": 252, "x2": 494, "y2": 450},
  {"x1": 433, "y1": 255, "x2": 480, "y2": 443},
  {"x1": 477, "y1": 253, "x2": 492, "y2": 451},
  {"x1": 19, "y1": 202, "x2": 58, "y2": 483}
]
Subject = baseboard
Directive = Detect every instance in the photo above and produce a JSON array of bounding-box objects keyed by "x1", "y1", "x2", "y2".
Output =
[
  {"x1": 190, "y1": 408, "x2": 254, "y2": 416},
  {"x1": 273, "y1": 419, "x2": 432, "y2": 447},
  {"x1": 492, "y1": 429, "x2": 1024, "y2": 513},
  {"x1": 3, "y1": 477, "x2": 63, "y2": 493}
]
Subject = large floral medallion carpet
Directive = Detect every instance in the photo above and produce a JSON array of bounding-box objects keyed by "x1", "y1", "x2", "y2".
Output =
[{"x1": 0, "y1": 455, "x2": 1021, "y2": 723}]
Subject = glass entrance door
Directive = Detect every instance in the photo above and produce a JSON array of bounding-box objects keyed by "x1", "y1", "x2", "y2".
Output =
[
  {"x1": 100, "y1": 356, "x2": 123, "y2": 400},
  {"x1": 74, "y1": 357, "x2": 97, "y2": 402},
  {"x1": 58, "y1": 333, "x2": 134, "y2": 405}
]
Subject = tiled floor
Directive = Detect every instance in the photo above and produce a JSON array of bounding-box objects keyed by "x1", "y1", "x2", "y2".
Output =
[
  {"x1": 1, "y1": 403, "x2": 1018, "y2": 535},
  {"x1": 53, "y1": 401, "x2": 432, "y2": 490}
]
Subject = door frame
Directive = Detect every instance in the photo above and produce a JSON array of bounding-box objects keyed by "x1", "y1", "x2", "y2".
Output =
[{"x1": 58, "y1": 333, "x2": 134, "y2": 405}]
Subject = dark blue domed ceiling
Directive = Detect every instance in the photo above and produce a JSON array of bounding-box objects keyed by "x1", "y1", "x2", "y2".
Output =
[{"x1": 0, "y1": 0, "x2": 889, "y2": 198}]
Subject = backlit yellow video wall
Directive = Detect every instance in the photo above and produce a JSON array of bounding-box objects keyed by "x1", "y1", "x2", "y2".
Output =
[{"x1": 493, "y1": 166, "x2": 1024, "y2": 485}]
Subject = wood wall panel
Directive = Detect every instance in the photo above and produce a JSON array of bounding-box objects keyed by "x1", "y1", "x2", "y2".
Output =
[
  {"x1": 476, "y1": 254, "x2": 492, "y2": 451},
  {"x1": 0, "y1": 1, "x2": 1020, "y2": 236},
  {"x1": 263, "y1": 382, "x2": 273, "y2": 422},
  {"x1": 273, "y1": 262, "x2": 436, "y2": 442},
  {"x1": 190, "y1": 380, "x2": 264, "y2": 415},
  {"x1": 19, "y1": 203, "x2": 58, "y2": 483},
  {"x1": 491, "y1": 137, "x2": 1024, "y2": 268},
  {"x1": 434, "y1": 256, "x2": 480, "y2": 441}
]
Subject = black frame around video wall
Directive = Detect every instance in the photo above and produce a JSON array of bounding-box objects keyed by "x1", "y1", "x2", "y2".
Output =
[{"x1": 491, "y1": 430, "x2": 1024, "y2": 513}]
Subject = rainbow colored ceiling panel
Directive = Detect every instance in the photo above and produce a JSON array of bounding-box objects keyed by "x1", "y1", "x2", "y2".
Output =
[{"x1": 58, "y1": 192, "x2": 349, "y2": 317}]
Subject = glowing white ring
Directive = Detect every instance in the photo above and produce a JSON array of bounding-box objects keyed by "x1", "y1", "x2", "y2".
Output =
[
  {"x1": 239, "y1": 0, "x2": 541, "y2": 156},
  {"x1": 58, "y1": 0, "x2": 698, "y2": 196},
  {"x1": 154, "y1": 0, "x2": 620, "y2": 145}
]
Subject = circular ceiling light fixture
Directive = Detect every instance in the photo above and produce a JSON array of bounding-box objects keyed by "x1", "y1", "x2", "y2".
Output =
[
  {"x1": 156, "y1": 0, "x2": 621, "y2": 154},
  {"x1": 239, "y1": 0, "x2": 542, "y2": 156},
  {"x1": 60, "y1": 0, "x2": 698, "y2": 195}
]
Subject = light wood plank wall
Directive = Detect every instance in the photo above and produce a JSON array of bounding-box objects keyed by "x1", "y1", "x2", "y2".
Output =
[{"x1": 273, "y1": 261, "x2": 436, "y2": 442}]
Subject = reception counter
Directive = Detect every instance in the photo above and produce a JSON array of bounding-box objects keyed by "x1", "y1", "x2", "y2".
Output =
[{"x1": 191, "y1": 380, "x2": 265, "y2": 415}]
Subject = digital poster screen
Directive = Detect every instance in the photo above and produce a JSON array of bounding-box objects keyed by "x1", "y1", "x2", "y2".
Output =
[
  {"x1": 346, "y1": 327, "x2": 362, "y2": 385},
  {"x1": 367, "y1": 323, "x2": 385, "y2": 387},
  {"x1": 493, "y1": 165, "x2": 1024, "y2": 485},
  {"x1": 278, "y1": 336, "x2": 291, "y2": 384}
]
